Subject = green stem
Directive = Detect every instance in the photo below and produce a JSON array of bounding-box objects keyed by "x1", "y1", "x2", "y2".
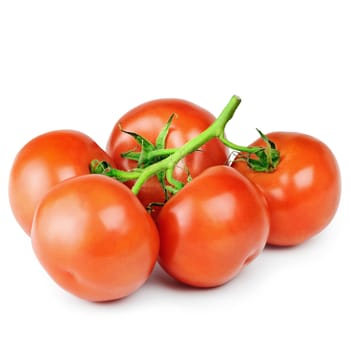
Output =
[
  {"x1": 90, "y1": 160, "x2": 141, "y2": 182},
  {"x1": 219, "y1": 135, "x2": 262, "y2": 154},
  {"x1": 147, "y1": 148, "x2": 177, "y2": 160},
  {"x1": 91, "y1": 94, "x2": 279, "y2": 195},
  {"x1": 131, "y1": 95, "x2": 242, "y2": 194},
  {"x1": 165, "y1": 166, "x2": 184, "y2": 190}
]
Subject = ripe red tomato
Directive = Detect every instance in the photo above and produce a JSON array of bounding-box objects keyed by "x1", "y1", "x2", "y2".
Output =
[
  {"x1": 31, "y1": 174, "x2": 159, "y2": 302},
  {"x1": 233, "y1": 132, "x2": 341, "y2": 246},
  {"x1": 9, "y1": 130, "x2": 114, "y2": 235},
  {"x1": 156, "y1": 165, "x2": 269, "y2": 288},
  {"x1": 106, "y1": 99, "x2": 228, "y2": 212}
]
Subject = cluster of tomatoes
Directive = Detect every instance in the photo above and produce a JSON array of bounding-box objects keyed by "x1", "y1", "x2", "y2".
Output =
[{"x1": 8, "y1": 97, "x2": 341, "y2": 302}]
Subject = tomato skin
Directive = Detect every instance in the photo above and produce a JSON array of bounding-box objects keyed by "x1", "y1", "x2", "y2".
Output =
[
  {"x1": 106, "y1": 99, "x2": 228, "y2": 210},
  {"x1": 233, "y1": 132, "x2": 341, "y2": 246},
  {"x1": 156, "y1": 165, "x2": 269, "y2": 288},
  {"x1": 31, "y1": 174, "x2": 159, "y2": 302},
  {"x1": 9, "y1": 130, "x2": 114, "y2": 235}
]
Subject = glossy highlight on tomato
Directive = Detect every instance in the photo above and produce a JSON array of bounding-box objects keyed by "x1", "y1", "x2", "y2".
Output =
[
  {"x1": 31, "y1": 174, "x2": 160, "y2": 302},
  {"x1": 107, "y1": 99, "x2": 228, "y2": 210},
  {"x1": 233, "y1": 132, "x2": 341, "y2": 246},
  {"x1": 8, "y1": 130, "x2": 114, "y2": 235},
  {"x1": 156, "y1": 165, "x2": 270, "y2": 288}
]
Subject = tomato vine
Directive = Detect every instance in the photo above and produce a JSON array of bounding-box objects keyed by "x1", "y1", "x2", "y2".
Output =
[{"x1": 91, "y1": 95, "x2": 280, "y2": 197}]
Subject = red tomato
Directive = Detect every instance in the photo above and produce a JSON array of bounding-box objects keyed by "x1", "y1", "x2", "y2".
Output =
[
  {"x1": 233, "y1": 132, "x2": 341, "y2": 246},
  {"x1": 156, "y1": 165, "x2": 269, "y2": 288},
  {"x1": 31, "y1": 174, "x2": 159, "y2": 302},
  {"x1": 9, "y1": 130, "x2": 114, "y2": 235},
  {"x1": 107, "y1": 99, "x2": 228, "y2": 212}
]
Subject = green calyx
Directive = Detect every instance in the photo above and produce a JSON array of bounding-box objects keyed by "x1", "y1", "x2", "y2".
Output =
[
  {"x1": 247, "y1": 129, "x2": 280, "y2": 172},
  {"x1": 120, "y1": 113, "x2": 187, "y2": 200},
  {"x1": 120, "y1": 113, "x2": 177, "y2": 168},
  {"x1": 227, "y1": 129, "x2": 280, "y2": 172},
  {"x1": 90, "y1": 95, "x2": 280, "y2": 199}
]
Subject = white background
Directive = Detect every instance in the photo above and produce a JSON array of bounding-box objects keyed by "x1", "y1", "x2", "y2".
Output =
[{"x1": 1, "y1": 1, "x2": 349, "y2": 349}]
